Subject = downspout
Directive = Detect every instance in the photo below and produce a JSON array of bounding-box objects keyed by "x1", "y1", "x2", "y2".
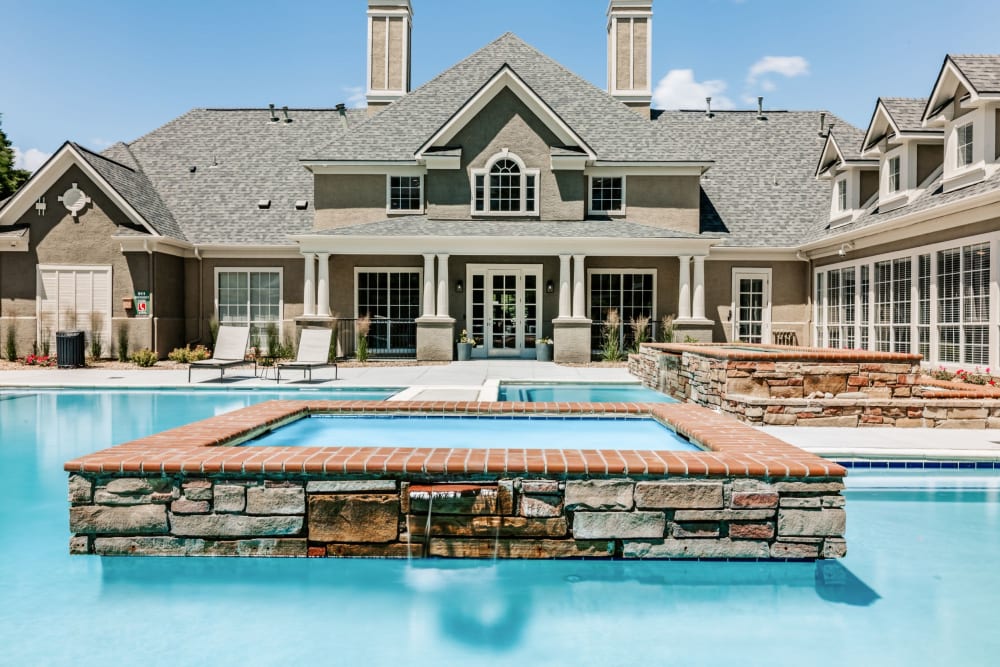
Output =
[
  {"x1": 144, "y1": 239, "x2": 156, "y2": 354},
  {"x1": 188, "y1": 247, "x2": 204, "y2": 346}
]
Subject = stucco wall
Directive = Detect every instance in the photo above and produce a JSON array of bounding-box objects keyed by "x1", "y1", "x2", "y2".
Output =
[
  {"x1": 704, "y1": 260, "x2": 810, "y2": 345},
  {"x1": 314, "y1": 174, "x2": 387, "y2": 230},
  {"x1": 426, "y1": 87, "x2": 583, "y2": 221},
  {"x1": 625, "y1": 176, "x2": 700, "y2": 234}
]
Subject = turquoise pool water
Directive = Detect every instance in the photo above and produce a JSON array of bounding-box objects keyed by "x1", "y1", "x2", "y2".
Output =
[
  {"x1": 498, "y1": 383, "x2": 675, "y2": 402},
  {"x1": 249, "y1": 415, "x2": 699, "y2": 450},
  {"x1": 2, "y1": 389, "x2": 1000, "y2": 665}
]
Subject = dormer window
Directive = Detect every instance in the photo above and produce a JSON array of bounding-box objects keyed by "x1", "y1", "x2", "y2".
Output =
[
  {"x1": 471, "y1": 151, "x2": 538, "y2": 216},
  {"x1": 888, "y1": 156, "x2": 901, "y2": 192},
  {"x1": 957, "y1": 123, "x2": 974, "y2": 167},
  {"x1": 836, "y1": 179, "x2": 847, "y2": 211},
  {"x1": 589, "y1": 176, "x2": 624, "y2": 214}
]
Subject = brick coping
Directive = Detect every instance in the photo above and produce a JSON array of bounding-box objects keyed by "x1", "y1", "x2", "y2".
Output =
[
  {"x1": 64, "y1": 401, "x2": 845, "y2": 479},
  {"x1": 641, "y1": 342, "x2": 921, "y2": 364}
]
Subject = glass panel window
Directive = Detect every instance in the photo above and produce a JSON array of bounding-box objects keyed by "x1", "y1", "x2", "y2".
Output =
[
  {"x1": 918, "y1": 254, "x2": 931, "y2": 360},
  {"x1": 814, "y1": 272, "x2": 824, "y2": 346},
  {"x1": 873, "y1": 258, "x2": 911, "y2": 353},
  {"x1": 818, "y1": 267, "x2": 856, "y2": 350},
  {"x1": 836, "y1": 179, "x2": 847, "y2": 211},
  {"x1": 957, "y1": 123, "x2": 974, "y2": 167},
  {"x1": 937, "y1": 243, "x2": 990, "y2": 364},
  {"x1": 888, "y1": 156, "x2": 901, "y2": 192},
  {"x1": 217, "y1": 269, "x2": 281, "y2": 346},
  {"x1": 356, "y1": 270, "x2": 420, "y2": 353},
  {"x1": 589, "y1": 271, "x2": 654, "y2": 352},
  {"x1": 388, "y1": 176, "x2": 422, "y2": 211},
  {"x1": 860, "y1": 265, "x2": 870, "y2": 350},
  {"x1": 592, "y1": 177, "x2": 624, "y2": 213},
  {"x1": 489, "y1": 159, "x2": 521, "y2": 212},
  {"x1": 472, "y1": 153, "x2": 537, "y2": 215}
]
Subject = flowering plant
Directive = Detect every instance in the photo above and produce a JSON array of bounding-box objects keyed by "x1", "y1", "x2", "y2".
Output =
[
  {"x1": 537, "y1": 337, "x2": 553, "y2": 345},
  {"x1": 24, "y1": 354, "x2": 55, "y2": 367},
  {"x1": 457, "y1": 330, "x2": 477, "y2": 346}
]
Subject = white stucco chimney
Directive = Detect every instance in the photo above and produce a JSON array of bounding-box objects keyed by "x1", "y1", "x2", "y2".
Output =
[
  {"x1": 366, "y1": 0, "x2": 413, "y2": 115},
  {"x1": 607, "y1": 0, "x2": 653, "y2": 118}
]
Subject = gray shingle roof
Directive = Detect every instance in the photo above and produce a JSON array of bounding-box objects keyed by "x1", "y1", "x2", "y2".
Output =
[
  {"x1": 310, "y1": 33, "x2": 710, "y2": 163},
  {"x1": 74, "y1": 143, "x2": 185, "y2": 240},
  {"x1": 880, "y1": 98, "x2": 932, "y2": 132},
  {"x1": 652, "y1": 110, "x2": 858, "y2": 246},
  {"x1": 114, "y1": 108, "x2": 366, "y2": 244},
  {"x1": 951, "y1": 55, "x2": 1000, "y2": 93},
  {"x1": 311, "y1": 216, "x2": 708, "y2": 239}
]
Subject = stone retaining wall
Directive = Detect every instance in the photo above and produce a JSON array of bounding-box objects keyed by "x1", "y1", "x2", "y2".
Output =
[{"x1": 68, "y1": 473, "x2": 846, "y2": 560}]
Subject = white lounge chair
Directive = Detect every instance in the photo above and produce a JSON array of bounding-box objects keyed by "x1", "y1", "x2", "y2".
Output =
[
  {"x1": 276, "y1": 327, "x2": 337, "y2": 383},
  {"x1": 187, "y1": 325, "x2": 250, "y2": 383}
]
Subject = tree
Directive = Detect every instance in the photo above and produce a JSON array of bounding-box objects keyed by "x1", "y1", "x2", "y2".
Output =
[{"x1": 0, "y1": 114, "x2": 31, "y2": 200}]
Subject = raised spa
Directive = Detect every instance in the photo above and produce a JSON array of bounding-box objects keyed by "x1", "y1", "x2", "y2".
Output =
[
  {"x1": 247, "y1": 415, "x2": 699, "y2": 451},
  {"x1": 497, "y1": 383, "x2": 676, "y2": 403}
]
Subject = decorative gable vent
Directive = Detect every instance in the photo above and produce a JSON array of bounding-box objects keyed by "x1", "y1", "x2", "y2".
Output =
[
  {"x1": 294, "y1": 200, "x2": 308, "y2": 210},
  {"x1": 257, "y1": 199, "x2": 271, "y2": 210}
]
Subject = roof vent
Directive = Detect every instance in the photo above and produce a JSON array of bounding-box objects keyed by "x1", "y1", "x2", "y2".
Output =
[
  {"x1": 818, "y1": 112, "x2": 827, "y2": 136},
  {"x1": 335, "y1": 103, "x2": 349, "y2": 130},
  {"x1": 268, "y1": 104, "x2": 279, "y2": 123},
  {"x1": 705, "y1": 97, "x2": 713, "y2": 118},
  {"x1": 294, "y1": 200, "x2": 308, "y2": 210},
  {"x1": 209, "y1": 156, "x2": 219, "y2": 168},
  {"x1": 189, "y1": 166, "x2": 197, "y2": 173},
  {"x1": 257, "y1": 199, "x2": 271, "y2": 210},
  {"x1": 756, "y1": 96, "x2": 765, "y2": 120},
  {"x1": 282, "y1": 106, "x2": 292, "y2": 123}
]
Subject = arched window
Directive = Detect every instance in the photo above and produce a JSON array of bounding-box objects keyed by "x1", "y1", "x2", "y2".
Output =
[{"x1": 472, "y1": 151, "x2": 538, "y2": 215}]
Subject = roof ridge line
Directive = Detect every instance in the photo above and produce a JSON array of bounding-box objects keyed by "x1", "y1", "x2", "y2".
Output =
[{"x1": 72, "y1": 142, "x2": 137, "y2": 173}]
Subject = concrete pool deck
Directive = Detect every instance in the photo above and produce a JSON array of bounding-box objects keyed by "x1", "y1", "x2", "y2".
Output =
[{"x1": 3, "y1": 361, "x2": 998, "y2": 460}]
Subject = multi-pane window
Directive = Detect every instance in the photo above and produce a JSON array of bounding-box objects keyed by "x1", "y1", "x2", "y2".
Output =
[
  {"x1": 589, "y1": 271, "x2": 655, "y2": 351},
  {"x1": 938, "y1": 243, "x2": 989, "y2": 364},
  {"x1": 957, "y1": 123, "x2": 974, "y2": 167},
  {"x1": 859, "y1": 265, "x2": 870, "y2": 350},
  {"x1": 888, "y1": 156, "x2": 901, "y2": 192},
  {"x1": 874, "y1": 258, "x2": 911, "y2": 353},
  {"x1": 918, "y1": 254, "x2": 931, "y2": 360},
  {"x1": 836, "y1": 179, "x2": 847, "y2": 211},
  {"x1": 814, "y1": 272, "x2": 824, "y2": 346},
  {"x1": 818, "y1": 267, "x2": 855, "y2": 349},
  {"x1": 217, "y1": 269, "x2": 281, "y2": 344},
  {"x1": 388, "y1": 176, "x2": 422, "y2": 212},
  {"x1": 356, "y1": 270, "x2": 421, "y2": 352},
  {"x1": 591, "y1": 177, "x2": 624, "y2": 213},
  {"x1": 472, "y1": 153, "x2": 538, "y2": 215}
]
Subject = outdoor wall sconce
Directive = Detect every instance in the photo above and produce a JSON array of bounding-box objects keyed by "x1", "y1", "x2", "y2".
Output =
[
  {"x1": 455, "y1": 279, "x2": 464, "y2": 293},
  {"x1": 545, "y1": 279, "x2": 554, "y2": 294}
]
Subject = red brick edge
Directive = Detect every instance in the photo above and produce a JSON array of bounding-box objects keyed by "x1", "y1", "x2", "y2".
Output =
[
  {"x1": 641, "y1": 342, "x2": 921, "y2": 364},
  {"x1": 64, "y1": 400, "x2": 845, "y2": 479}
]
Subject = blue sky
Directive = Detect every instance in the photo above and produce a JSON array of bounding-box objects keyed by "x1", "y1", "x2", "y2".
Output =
[{"x1": 3, "y1": 0, "x2": 1000, "y2": 171}]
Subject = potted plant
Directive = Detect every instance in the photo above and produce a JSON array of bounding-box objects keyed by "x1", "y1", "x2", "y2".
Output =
[
  {"x1": 456, "y1": 329, "x2": 476, "y2": 361},
  {"x1": 536, "y1": 336, "x2": 553, "y2": 362}
]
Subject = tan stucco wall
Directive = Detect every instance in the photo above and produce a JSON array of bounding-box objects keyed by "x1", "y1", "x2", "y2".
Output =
[
  {"x1": 387, "y1": 16, "x2": 404, "y2": 92},
  {"x1": 314, "y1": 174, "x2": 387, "y2": 230},
  {"x1": 426, "y1": 87, "x2": 584, "y2": 221},
  {"x1": 615, "y1": 20, "x2": 630, "y2": 90},
  {"x1": 370, "y1": 17, "x2": 387, "y2": 90},
  {"x1": 704, "y1": 260, "x2": 810, "y2": 345},
  {"x1": 632, "y1": 19, "x2": 648, "y2": 90},
  {"x1": 860, "y1": 170, "x2": 879, "y2": 205},
  {"x1": 917, "y1": 144, "x2": 943, "y2": 185},
  {"x1": 995, "y1": 110, "x2": 1000, "y2": 160},
  {"x1": 625, "y1": 176, "x2": 700, "y2": 234}
]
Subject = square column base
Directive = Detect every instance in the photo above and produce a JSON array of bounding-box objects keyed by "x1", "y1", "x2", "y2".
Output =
[
  {"x1": 552, "y1": 317, "x2": 593, "y2": 363},
  {"x1": 672, "y1": 318, "x2": 715, "y2": 343},
  {"x1": 416, "y1": 316, "x2": 456, "y2": 361}
]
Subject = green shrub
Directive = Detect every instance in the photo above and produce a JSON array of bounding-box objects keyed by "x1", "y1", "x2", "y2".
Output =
[
  {"x1": 89, "y1": 312, "x2": 104, "y2": 359},
  {"x1": 208, "y1": 316, "x2": 220, "y2": 349},
  {"x1": 168, "y1": 345, "x2": 212, "y2": 363},
  {"x1": 129, "y1": 348, "x2": 158, "y2": 367},
  {"x1": 4, "y1": 322, "x2": 17, "y2": 362},
  {"x1": 116, "y1": 322, "x2": 130, "y2": 362},
  {"x1": 659, "y1": 314, "x2": 676, "y2": 343},
  {"x1": 600, "y1": 309, "x2": 623, "y2": 362},
  {"x1": 265, "y1": 322, "x2": 280, "y2": 356},
  {"x1": 629, "y1": 315, "x2": 650, "y2": 353},
  {"x1": 356, "y1": 315, "x2": 370, "y2": 362}
]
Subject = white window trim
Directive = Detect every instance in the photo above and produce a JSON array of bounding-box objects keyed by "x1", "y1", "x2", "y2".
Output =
[
  {"x1": 470, "y1": 150, "x2": 540, "y2": 217},
  {"x1": 814, "y1": 230, "x2": 1000, "y2": 369},
  {"x1": 586, "y1": 268, "x2": 658, "y2": 348},
  {"x1": 887, "y1": 155, "x2": 901, "y2": 193},
  {"x1": 956, "y1": 121, "x2": 975, "y2": 168},
  {"x1": 835, "y1": 177, "x2": 847, "y2": 211},
  {"x1": 385, "y1": 174, "x2": 424, "y2": 215},
  {"x1": 587, "y1": 175, "x2": 627, "y2": 216},
  {"x1": 731, "y1": 268, "x2": 772, "y2": 344},
  {"x1": 353, "y1": 266, "x2": 424, "y2": 319},
  {"x1": 213, "y1": 266, "x2": 284, "y2": 328}
]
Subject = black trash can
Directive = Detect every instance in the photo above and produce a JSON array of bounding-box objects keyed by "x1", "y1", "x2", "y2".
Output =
[{"x1": 56, "y1": 330, "x2": 86, "y2": 368}]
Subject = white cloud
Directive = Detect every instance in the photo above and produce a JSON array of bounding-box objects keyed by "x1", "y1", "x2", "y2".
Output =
[
  {"x1": 760, "y1": 79, "x2": 777, "y2": 92},
  {"x1": 344, "y1": 86, "x2": 366, "y2": 108},
  {"x1": 746, "y1": 56, "x2": 809, "y2": 85},
  {"x1": 652, "y1": 69, "x2": 733, "y2": 110},
  {"x1": 12, "y1": 146, "x2": 51, "y2": 172}
]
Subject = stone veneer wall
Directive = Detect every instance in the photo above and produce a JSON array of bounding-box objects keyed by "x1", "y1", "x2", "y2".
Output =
[
  {"x1": 64, "y1": 400, "x2": 847, "y2": 559},
  {"x1": 68, "y1": 474, "x2": 846, "y2": 560},
  {"x1": 629, "y1": 344, "x2": 1000, "y2": 427}
]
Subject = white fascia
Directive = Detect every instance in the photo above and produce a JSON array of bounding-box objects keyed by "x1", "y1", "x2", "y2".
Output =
[
  {"x1": 415, "y1": 65, "x2": 596, "y2": 160},
  {"x1": 0, "y1": 143, "x2": 159, "y2": 236},
  {"x1": 303, "y1": 162, "x2": 425, "y2": 175},
  {"x1": 923, "y1": 58, "x2": 980, "y2": 127},
  {"x1": 586, "y1": 162, "x2": 710, "y2": 176}
]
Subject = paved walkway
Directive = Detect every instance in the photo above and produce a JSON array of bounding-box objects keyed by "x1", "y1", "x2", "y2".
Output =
[{"x1": 758, "y1": 425, "x2": 1000, "y2": 461}]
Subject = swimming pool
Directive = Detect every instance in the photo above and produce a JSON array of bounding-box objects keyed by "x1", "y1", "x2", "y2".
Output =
[
  {"x1": 247, "y1": 415, "x2": 699, "y2": 451},
  {"x1": 497, "y1": 382, "x2": 675, "y2": 402},
  {"x1": 3, "y1": 389, "x2": 1000, "y2": 664}
]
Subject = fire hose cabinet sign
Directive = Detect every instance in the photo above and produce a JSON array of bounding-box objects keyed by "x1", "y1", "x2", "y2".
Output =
[{"x1": 135, "y1": 291, "x2": 152, "y2": 318}]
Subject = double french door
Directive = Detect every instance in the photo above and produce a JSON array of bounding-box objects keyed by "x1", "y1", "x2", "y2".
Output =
[{"x1": 466, "y1": 265, "x2": 541, "y2": 358}]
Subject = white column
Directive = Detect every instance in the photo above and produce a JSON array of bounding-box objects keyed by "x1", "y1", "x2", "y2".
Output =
[
  {"x1": 558, "y1": 255, "x2": 571, "y2": 318},
  {"x1": 436, "y1": 253, "x2": 450, "y2": 317},
  {"x1": 678, "y1": 255, "x2": 692, "y2": 320},
  {"x1": 692, "y1": 255, "x2": 706, "y2": 320},
  {"x1": 422, "y1": 253, "x2": 436, "y2": 317},
  {"x1": 316, "y1": 253, "x2": 330, "y2": 317},
  {"x1": 572, "y1": 254, "x2": 586, "y2": 319},
  {"x1": 302, "y1": 253, "x2": 316, "y2": 317}
]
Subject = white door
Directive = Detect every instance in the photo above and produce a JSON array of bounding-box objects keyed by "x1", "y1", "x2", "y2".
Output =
[
  {"x1": 467, "y1": 265, "x2": 541, "y2": 358},
  {"x1": 731, "y1": 269, "x2": 771, "y2": 344},
  {"x1": 37, "y1": 265, "x2": 113, "y2": 355}
]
